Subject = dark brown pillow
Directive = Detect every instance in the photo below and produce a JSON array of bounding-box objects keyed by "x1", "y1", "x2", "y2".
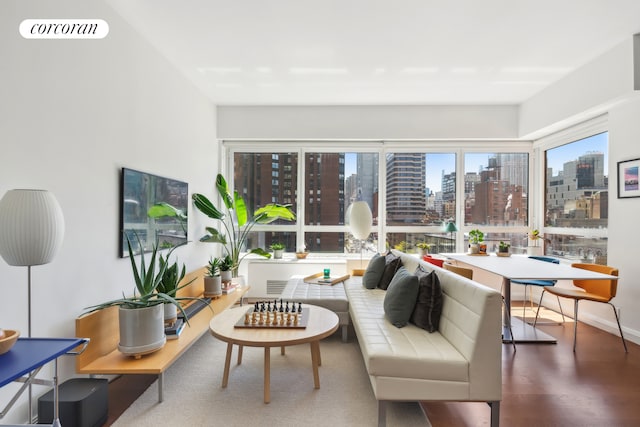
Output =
[
  {"x1": 378, "y1": 253, "x2": 402, "y2": 290},
  {"x1": 410, "y1": 264, "x2": 443, "y2": 333}
]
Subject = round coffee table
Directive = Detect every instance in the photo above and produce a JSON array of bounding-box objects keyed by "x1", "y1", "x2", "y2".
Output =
[{"x1": 209, "y1": 304, "x2": 339, "y2": 403}]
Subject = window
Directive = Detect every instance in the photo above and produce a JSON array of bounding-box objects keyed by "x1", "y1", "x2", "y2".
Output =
[
  {"x1": 544, "y1": 132, "x2": 608, "y2": 263},
  {"x1": 226, "y1": 143, "x2": 530, "y2": 256},
  {"x1": 385, "y1": 152, "x2": 456, "y2": 254}
]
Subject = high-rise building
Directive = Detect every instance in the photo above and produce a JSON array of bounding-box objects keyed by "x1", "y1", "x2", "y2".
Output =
[{"x1": 385, "y1": 153, "x2": 426, "y2": 224}]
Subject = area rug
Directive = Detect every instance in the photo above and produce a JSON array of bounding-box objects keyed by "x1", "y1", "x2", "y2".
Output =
[{"x1": 112, "y1": 332, "x2": 430, "y2": 427}]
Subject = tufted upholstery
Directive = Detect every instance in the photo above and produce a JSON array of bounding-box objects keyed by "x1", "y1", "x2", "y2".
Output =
[
  {"x1": 280, "y1": 276, "x2": 350, "y2": 341},
  {"x1": 346, "y1": 250, "x2": 503, "y2": 426}
]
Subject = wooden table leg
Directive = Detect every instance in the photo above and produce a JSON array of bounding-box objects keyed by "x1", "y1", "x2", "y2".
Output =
[
  {"x1": 222, "y1": 342, "x2": 233, "y2": 388},
  {"x1": 281, "y1": 346, "x2": 285, "y2": 355},
  {"x1": 237, "y1": 345, "x2": 243, "y2": 365},
  {"x1": 264, "y1": 347, "x2": 271, "y2": 403},
  {"x1": 310, "y1": 341, "x2": 320, "y2": 389}
]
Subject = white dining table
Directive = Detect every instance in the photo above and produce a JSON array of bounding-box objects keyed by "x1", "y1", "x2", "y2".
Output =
[{"x1": 442, "y1": 253, "x2": 617, "y2": 344}]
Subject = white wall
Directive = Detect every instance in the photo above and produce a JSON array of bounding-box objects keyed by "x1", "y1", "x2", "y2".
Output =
[{"x1": 0, "y1": 1, "x2": 218, "y2": 423}]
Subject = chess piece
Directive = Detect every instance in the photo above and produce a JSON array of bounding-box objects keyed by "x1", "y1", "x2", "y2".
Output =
[
  {"x1": 271, "y1": 312, "x2": 278, "y2": 326},
  {"x1": 244, "y1": 313, "x2": 250, "y2": 325},
  {"x1": 254, "y1": 302, "x2": 259, "y2": 312},
  {"x1": 298, "y1": 302, "x2": 302, "y2": 313},
  {"x1": 279, "y1": 300, "x2": 284, "y2": 312},
  {"x1": 251, "y1": 312, "x2": 257, "y2": 324},
  {"x1": 285, "y1": 302, "x2": 290, "y2": 313},
  {"x1": 258, "y1": 312, "x2": 264, "y2": 325},
  {"x1": 294, "y1": 313, "x2": 299, "y2": 326}
]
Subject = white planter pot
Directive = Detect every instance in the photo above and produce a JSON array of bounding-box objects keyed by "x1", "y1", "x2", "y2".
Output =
[
  {"x1": 527, "y1": 246, "x2": 543, "y2": 256},
  {"x1": 220, "y1": 270, "x2": 232, "y2": 284},
  {"x1": 118, "y1": 304, "x2": 166, "y2": 359},
  {"x1": 273, "y1": 249, "x2": 284, "y2": 259},
  {"x1": 163, "y1": 303, "x2": 177, "y2": 326},
  {"x1": 469, "y1": 243, "x2": 479, "y2": 254},
  {"x1": 204, "y1": 275, "x2": 222, "y2": 297}
]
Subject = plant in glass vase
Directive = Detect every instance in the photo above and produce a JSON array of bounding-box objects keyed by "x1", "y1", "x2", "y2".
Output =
[{"x1": 192, "y1": 174, "x2": 296, "y2": 277}]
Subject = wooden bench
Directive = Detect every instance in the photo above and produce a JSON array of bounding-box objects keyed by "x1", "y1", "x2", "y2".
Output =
[{"x1": 75, "y1": 267, "x2": 249, "y2": 402}]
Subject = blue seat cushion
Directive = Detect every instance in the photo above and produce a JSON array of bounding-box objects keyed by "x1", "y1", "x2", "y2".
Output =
[{"x1": 511, "y1": 279, "x2": 556, "y2": 287}]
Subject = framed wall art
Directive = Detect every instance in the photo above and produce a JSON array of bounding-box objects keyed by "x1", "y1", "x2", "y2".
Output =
[
  {"x1": 617, "y1": 158, "x2": 640, "y2": 199},
  {"x1": 119, "y1": 167, "x2": 188, "y2": 257}
]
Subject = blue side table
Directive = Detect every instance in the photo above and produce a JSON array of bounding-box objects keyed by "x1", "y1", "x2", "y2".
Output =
[{"x1": 0, "y1": 338, "x2": 88, "y2": 426}]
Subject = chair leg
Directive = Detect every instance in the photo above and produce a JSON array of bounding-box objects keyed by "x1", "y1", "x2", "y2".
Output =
[
  {"x1": 608, "y1": 302, "x2": 628, "y2": 353},
  {"x1": 573, "y1": 300, "x2": 579, "y2": 352},
  {"x1": 556, "y1": 296, "x2": 565, "y2": 323},
  {"x1": 533, "y1": 289, "x2": 546, "y2": 327}
]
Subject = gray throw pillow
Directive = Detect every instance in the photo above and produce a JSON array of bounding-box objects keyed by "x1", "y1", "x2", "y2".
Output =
[
  {"x1": 363, "y1": 253, "x2": 386, "y2": 289},
  {"x1": 410, "y1": 264, "x2": 443, "y2": 333},
  {"x1": 378, "y1": 253, "x2": 402, "y2": 290},
  {"x1": 383, "y1": 266, "x2": 419, "y2": 328}
]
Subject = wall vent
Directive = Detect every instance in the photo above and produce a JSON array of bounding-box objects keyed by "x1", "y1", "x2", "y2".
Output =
[{"x1": 266, "y1": 279, "x2": 287, "y2": 295}]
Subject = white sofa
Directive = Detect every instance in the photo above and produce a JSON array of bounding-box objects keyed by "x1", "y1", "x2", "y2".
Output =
[{"x1": 345, "y1": 250, "x2": 503, "y2": 427}]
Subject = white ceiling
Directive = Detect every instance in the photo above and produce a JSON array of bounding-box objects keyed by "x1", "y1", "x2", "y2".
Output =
[{"x1": 107, "y1": 0, "x2": 640, "y2": 106}]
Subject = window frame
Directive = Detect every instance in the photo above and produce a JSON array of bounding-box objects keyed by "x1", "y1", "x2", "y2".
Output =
[
  {"x1": 222, "y1": 139, "x2": 533, "y2": 255},
  {"x1": 533, "y1": 115, "x2": 609, "y2": 258}
]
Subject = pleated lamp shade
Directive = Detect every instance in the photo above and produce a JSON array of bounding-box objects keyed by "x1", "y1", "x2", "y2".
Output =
[
  {"x1": 348, "y1": 201, "x2": 372, "y2": 240},
  {"x1": 0, "y1": 189, "x2": 65, "y2": 266}
]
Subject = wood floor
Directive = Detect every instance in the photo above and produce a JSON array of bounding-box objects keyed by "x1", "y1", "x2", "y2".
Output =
[
  {"x1": 104, "y1": 303, "x2": 640, "y2": 426},
  {"x1": 423, "y1": 303, "x2": 640, "y2": 427}
]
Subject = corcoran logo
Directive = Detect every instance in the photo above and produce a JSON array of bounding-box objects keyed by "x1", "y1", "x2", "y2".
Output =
[{"x1": 19, "y1": 19, "x2": 109, "y2": 39}]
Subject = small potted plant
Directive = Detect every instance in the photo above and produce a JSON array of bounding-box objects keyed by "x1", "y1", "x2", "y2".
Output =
[
  {"x1": 204, "y1": 257, "x2": 222, "y2": 297},
  {"x1": 468, "y1": 229, "x2": 484, "y2": 254},
  {"x1": 415, "y1": 242, "x2": 431, "y2": 257},
  {"x1": 270, "y1": 242, "x2": 285, "y2": 259},
  {"x1": 156, "y1": 252, "x2": 196, "y2": 326},
  {"x1": 498, "y1": 241, "x2": 511, "y2": 257},
  {"x1": 219, "y1": 254, "x2": 233, "y2": 286}
]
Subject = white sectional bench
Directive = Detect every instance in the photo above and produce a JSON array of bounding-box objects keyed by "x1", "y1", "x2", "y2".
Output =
[
  {"x1": 277, "y1": 252, "x2": 503, "y2": 426},
  {"x1": 346, "y1": 250, "x2": 503, "y2": 427}
]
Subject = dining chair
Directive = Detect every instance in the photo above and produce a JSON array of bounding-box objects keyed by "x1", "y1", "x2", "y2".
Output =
[
  {"x1": 511, "y1": 256, "x2": 565, "y2": 323},
  {"x1": 533, "y1": 263, "x2": 627, "y2": 353},
  {"x1": 443, "y1": 262, "x2": 516, "y2": 351},
  {"x1": 423, "y1": 255, "x2": 445, "y2": 268}
]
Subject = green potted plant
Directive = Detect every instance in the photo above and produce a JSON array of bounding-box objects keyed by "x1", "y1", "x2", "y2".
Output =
[
  {"x1": 192, "y1": 174, "x2": 296, "y2": 278},
  {"x1": 468, "y1": 229, "x2": 484, "y2": 254},
  {"x1": 415, "y1": 242, "x2": 431, "y2": 257},
  {"x1": 156, "y1": 252, "x2": 196, "y2": 326},
  {"x1": 270, "y1": 242, "x2": 285, "y2": 259},
  {"x1": 219, "y1": 254, "x2": 233, "y2": 286},
  {"x1": 204, "y1": 257, "x2": 222, "y2": 297},
  {"x1": 85, "y1": 235, "x2": 191, "y2": 358},
  {"x1": 498, "y1": 241, "x2": 511, "y2": 257}
]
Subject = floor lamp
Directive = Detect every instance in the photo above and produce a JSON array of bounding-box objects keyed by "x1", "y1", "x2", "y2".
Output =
[
  {"x1": 348, "y1": 201, "x2": 372, "y2": 276},
  {"x1": 445, "y1": 221, "x2": 458, "y2": 252},
  {"x1": 0, "y1": 189, "x2": 65, "y2": 422}
]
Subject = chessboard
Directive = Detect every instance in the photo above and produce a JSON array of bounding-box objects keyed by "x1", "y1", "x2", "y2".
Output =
[{"x1": 234, "y1": 300, "x2": 309, "y2": 329}]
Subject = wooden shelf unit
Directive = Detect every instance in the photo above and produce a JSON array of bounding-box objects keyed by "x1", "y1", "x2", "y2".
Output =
[{"x1": 75, "y1": 267, "x2": 249, "y2": 402}]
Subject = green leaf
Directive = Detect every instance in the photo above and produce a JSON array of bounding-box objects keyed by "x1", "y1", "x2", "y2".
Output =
[
  {"x1": 147, "y1": 202, "x2": 186, "y2": 221},
  {"x1": 254, "y1": 204, "x2": 296, "y2": 224},
  {"x1": 200, "y1": 227, "x2": 228, "y2": 244},
  {"x1": 234, "y1": 191, "x2": 248, "y2": 227},
  {"x1": 192, "y1": 193, "x2": 224, "y2": 220},
  {"x1": 216, "y1": 174, "x2": 234, "y2": 210},
  {"x1": 249, "y1": 248, "x2": 271, "y2": 258}
]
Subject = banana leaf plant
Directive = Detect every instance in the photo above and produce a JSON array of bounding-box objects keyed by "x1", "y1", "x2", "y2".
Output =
[{"x1": 192, "y1": 174, "x2": 296, "y2": 276}]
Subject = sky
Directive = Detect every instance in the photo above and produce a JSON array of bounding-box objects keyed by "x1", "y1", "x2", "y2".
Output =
[{"x1": 344, "y1": 131, "x2": 608, "y2": 194}]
